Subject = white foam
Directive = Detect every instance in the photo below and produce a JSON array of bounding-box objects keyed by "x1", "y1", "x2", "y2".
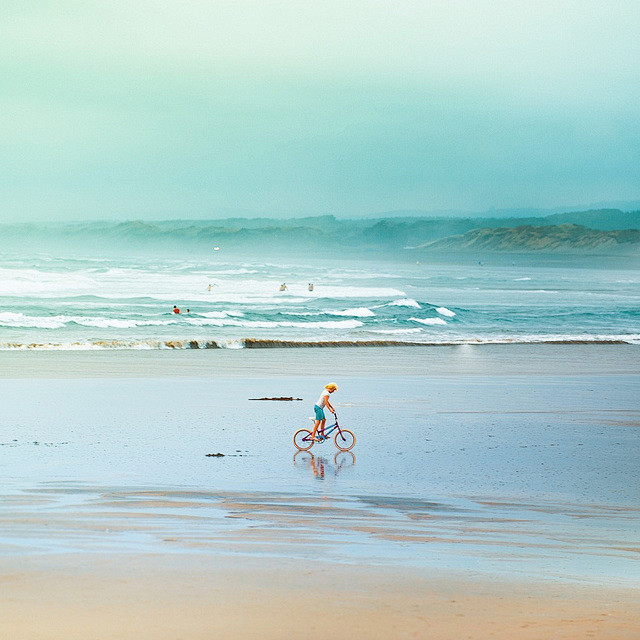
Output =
[
  {"x1": 280, "y1": 308, "x2": 375, "y2": 317},
  {"x1": 410, "y1": 317, "x2": 448, "y2": 326},
  {"x1": 0, "y1": 332, "x2": 638, "y2": 350},
  {"x1": 331, "y1": 307, "x2": 375, "y2": 317},
  {"x1": 367, "y1": 328, "x2": 423, "y2": 334},
  {"x1": 209, "y1": 268, "x2": 259, "y2": 275},
  {"x1": 71, "y1": 316, "x2": 170, "y2": 329},
  {"x1": 388, "y1": 298, "x2": 421, "y2": 308},
  {"x1": 435, "y1": 307, "x2": 456, "y2": 317},
  {"x1": 311, "y1": 286, "x2": 405, "y2": 299},
  {"x1": 187, "y1": 318, "x2": 363, "y2": 329},
  {"x1": 219, "y1": 339, "x2": 245, "y2": 349},
  {"x1": 72, "y1": 318, "x2": 139, "y2": 329},
  {"x1": 0, "y1": 312, "x2": 66, "y2": 329}
]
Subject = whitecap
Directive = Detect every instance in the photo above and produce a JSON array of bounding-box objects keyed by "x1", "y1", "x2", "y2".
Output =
[
  {"x1": 367, "y1": 328, "x2": 423, "y2": 334},
  {"x1": 388, "y1": 298, "x2": 421, "y2": 308},
  {"x1": 330, "y1": 307, "x2": 375, "y2": 317},
  {"x1": 410, "y1": 317, "x2": 448, "y2": 326},
  {"x1": 280, "y1": 308, "x2": 374, "y2": 318},
  {"x1": 71, "y1": 317, "x2": 170, "y2": 329},
  {"x1": 188, "y1": 318, "x2": 363, "y2": 329},
  {"x1": 219, "y1": 339, "x2": 245, "y2": 349},
  {"x1": 72, "y1": 318, "x2": 140, "y2": 329},
  {"x1": 209, "y1": 268, "x2": 259, "y2": 275},
  {"x1": 435, "y1": 307, "x2": 456, "y2": 317},
  {"x1": 311, "y1": 286, "x2": 405, "y2": 298},
  {"x1": 0, "y1": 311, "x2": 66, "y2": 329}
]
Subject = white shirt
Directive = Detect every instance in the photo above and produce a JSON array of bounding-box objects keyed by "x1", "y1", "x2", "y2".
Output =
[{"x1": 316, "y1": 389, "x2": 330, "y2": 408}]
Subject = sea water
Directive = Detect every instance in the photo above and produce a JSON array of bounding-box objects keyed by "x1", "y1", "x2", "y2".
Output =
[{"x1": 0, "y1": 252, "x2": 639, "y2": 349}]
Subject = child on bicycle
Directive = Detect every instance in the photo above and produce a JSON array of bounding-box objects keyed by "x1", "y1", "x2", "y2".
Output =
[{"x1": 310, "y1": 383, "x2": 338, "y2": 442}]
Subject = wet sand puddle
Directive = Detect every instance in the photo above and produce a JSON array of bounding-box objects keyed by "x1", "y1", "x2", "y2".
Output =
[{"x1": 1, "y1": 480, "x2": 638, "y2": 584}]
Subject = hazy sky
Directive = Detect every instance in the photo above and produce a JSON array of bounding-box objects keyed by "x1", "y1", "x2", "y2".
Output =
[{"x1": 2, "y1": 0, "x2": 639, "y2": 221}]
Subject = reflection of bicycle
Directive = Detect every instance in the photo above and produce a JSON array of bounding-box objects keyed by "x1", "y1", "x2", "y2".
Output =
[
  {"x1": 293, "y1": 413, "x2": 356, "y2": 451},
  {"x1": 292, "y1": 450, "x2": 356, "y2": 478},
  {"x1": 333, "y1": 450, "x2": 356, "y2": 471}
]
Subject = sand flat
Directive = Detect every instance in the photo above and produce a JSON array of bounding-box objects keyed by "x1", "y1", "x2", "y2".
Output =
[
  {"x1": 1, "y1": 345, "x2": 639, "y2": 637},
  {"x1": 2, "y1": 554, "x2": 639, "y2": 640}
]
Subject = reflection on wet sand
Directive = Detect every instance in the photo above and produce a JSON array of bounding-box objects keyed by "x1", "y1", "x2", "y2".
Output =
[
  {"x1": 293, "y1": 451, "x2": 356, "y2": 479},
  {"x1": 1, "y1": 481, "x2": 638, "y2": 583}
]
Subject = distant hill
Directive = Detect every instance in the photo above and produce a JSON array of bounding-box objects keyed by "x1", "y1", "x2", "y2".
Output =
[
  {"x1": 541, "y1": 209, "x2": 640, "y2": 230},
  {"x1": 414, "y1": 224, "x2": 640, "y2": 254},
  {"x1": 1, "y1": 209, "x2": 639, "y2": 257}
]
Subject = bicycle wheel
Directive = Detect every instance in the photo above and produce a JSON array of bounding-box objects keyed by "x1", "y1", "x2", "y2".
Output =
[
  {"x1": 293, "y1": 429, "x2": 314, "y2": 451},
  {"x1": 334, "y1": 429, "x2": 355, "y2": 451}
]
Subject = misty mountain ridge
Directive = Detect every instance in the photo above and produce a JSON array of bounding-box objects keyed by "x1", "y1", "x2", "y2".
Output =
[
  {"x1": 1, "y1": 209, "x2": 639, "y2": 257},
  {"x1": 414, "y1": 224, "x2": 640, "y2": 254},
  {"x1": 366, "y1": 199, "x2": 640, "y2": 219}
]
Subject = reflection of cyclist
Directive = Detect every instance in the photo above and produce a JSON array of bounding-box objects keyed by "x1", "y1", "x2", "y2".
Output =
[
  {"x1": 310, "y1": 456, "x2": 326, "y2": 479},
  {"x1": 310, "y1": 383, "x2": 338, "y2": 442}
]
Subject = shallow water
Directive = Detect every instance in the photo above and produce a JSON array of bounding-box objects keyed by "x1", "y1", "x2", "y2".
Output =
[{"x1": 1, "y1": 353, "x2": 638, "y2": 585}]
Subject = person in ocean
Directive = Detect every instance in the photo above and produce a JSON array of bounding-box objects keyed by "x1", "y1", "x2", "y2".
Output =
[
  {"x1": 310, "y1": 383, "x2": 338, "y2": 442},
  {"x1": 308, "y1": 283, "x2": 314, "y2": 291},
  {"x1": 280, "y1": 283, "x2": 287, "y2": 291},
  {"x1": 172, "y1": 305, "x2": 181, "y2": 314}
]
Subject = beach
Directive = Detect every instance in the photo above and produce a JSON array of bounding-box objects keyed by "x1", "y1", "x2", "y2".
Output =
[{"x1": 1, "y1": 344, "x2": 639, "y2": 638}]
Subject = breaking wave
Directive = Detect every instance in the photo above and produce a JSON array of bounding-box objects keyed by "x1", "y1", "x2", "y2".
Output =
[
  {"x1": 0, "y1": 335, "x2": 637, "y2": 350},
  {"x1": 411, "y1": 317, "x2": 448, "y2": 326},
  {"x1": 387, "y1": 298, "x2": 421, "y2": 308}
]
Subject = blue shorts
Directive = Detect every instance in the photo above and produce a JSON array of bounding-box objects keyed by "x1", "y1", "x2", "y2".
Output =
[{"x1": 313, "y1": 405, "x2": 325, "y2": 421}]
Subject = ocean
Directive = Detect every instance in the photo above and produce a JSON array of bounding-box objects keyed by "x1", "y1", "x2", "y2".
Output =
[{"x1": 0, "y1": 251, "x2": 639, "y2": 349}]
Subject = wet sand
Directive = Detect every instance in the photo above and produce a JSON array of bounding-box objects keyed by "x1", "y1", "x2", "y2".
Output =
[
  {"x1": 1, "y1": 342, "x2": 639, "y2": 378},
  {"x1": 1, "y1": 344, "x2": 639, "y2": 637},
  {"x1": 3, "y1": 554, "x2": 639, "y2": 640}
]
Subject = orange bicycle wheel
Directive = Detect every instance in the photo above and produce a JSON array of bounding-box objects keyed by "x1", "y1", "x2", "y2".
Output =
[
  {"x1": 293, "y1": 429, "x2": 314, "y2": 451},
  {"x1": 334, "y1": 429, "x2": 355, "y2": 451}
]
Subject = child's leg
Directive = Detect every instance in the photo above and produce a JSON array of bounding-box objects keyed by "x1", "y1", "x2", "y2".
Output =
[
  {"x1": 310, "y1": 419, "x2": 321, "y2": 439},
  {"x1": 319, "y1": 417, "x2": 327, "y2": 438}
]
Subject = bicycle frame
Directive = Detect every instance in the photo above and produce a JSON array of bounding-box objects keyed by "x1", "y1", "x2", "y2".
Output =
[
  {"x1": 294, "y1": 413, "x2": 356, "y2": 451},
  {"x1": 317, "y1": 414, "x2": 345, "y2": 439}
]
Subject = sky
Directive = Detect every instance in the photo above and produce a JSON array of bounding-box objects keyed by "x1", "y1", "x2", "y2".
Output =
[{"x1": 2, "y1": 0, "x2": 639, "y2": 222}]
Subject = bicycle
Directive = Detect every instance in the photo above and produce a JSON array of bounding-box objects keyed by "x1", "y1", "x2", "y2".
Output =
[{"x1": 293, "y1": 413, "x2": 356, "y2": 452}]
